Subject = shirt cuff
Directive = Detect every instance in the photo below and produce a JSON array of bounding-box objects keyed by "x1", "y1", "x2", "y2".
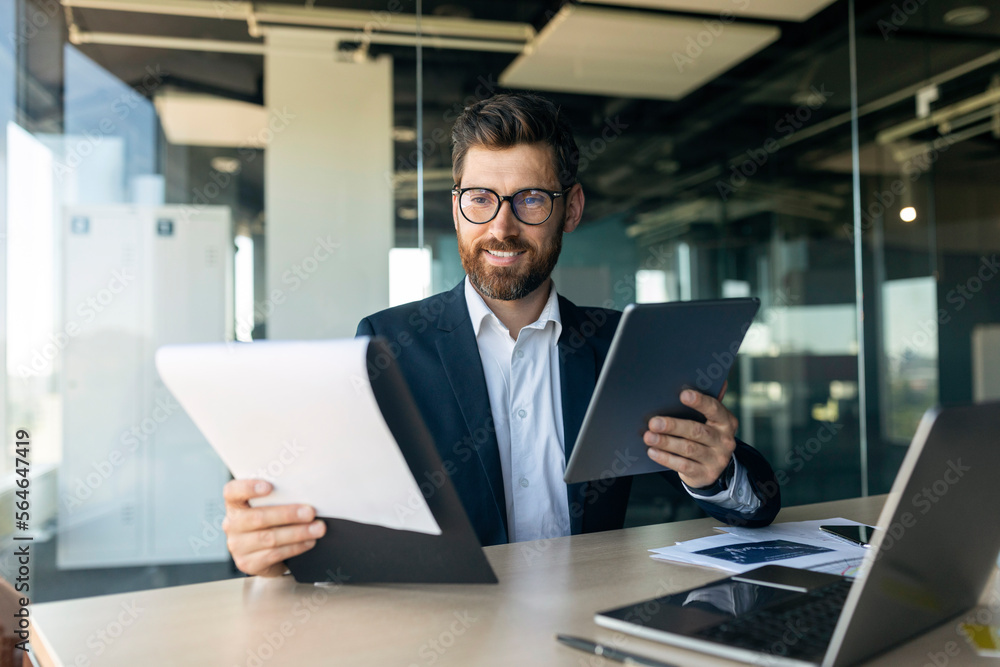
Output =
[{"x1": 683, "y1": 457, "x2": 762, "y2": 515}]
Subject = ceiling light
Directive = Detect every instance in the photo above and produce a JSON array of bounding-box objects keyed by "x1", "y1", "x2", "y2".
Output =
[
  {"x1": 211, "y1": 156, "x2": 241, "y2": 174},
  {"x1": 790, "y1": 89, "x2": 826, "y2": 106},
  {"x1": 943, "y1": 6, "x2": 990, "y2": 26},
  {"x1": 393, "y1": 127, "x2": 417, "y2": 142},
  {"x1": 433, "y1": 4, "x2": 473, "y2": 19},
  {"x1": 155, "y1": 91, "x2": 268, "y2": 148},
  {"x1": 900, "y1": 206, "x2": 917, "y2": 223}
]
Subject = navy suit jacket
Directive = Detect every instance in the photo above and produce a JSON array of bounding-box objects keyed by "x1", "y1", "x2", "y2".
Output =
[{"x1": 357, "y1": 281, "x2": 780, "y2": 547}]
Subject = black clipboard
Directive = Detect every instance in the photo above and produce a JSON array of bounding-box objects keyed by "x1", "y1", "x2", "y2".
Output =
[{"x1": 285, "y1": 338, "x2": 497, "y2": 584}]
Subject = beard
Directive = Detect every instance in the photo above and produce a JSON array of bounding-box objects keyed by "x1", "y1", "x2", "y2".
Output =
[{"x1": 457, "y1": 224, "x2": 563, "y2": 302}]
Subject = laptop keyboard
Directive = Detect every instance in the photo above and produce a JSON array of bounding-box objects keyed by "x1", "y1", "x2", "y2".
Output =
[{"x1": 694, "y1": 579, "x2": 853, "y2": 661}]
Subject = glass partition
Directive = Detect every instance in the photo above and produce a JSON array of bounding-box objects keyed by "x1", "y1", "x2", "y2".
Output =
[{"x1": 853, "y1": 0, "x2": 1000, "y2": 493}]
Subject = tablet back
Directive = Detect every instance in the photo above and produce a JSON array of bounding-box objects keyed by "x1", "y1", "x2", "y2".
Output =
[{"x1": 563, "y1": 298, "x2": 760, "y2": 484}]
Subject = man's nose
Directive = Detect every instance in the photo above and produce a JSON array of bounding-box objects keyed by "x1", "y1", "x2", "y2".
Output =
[{"x1": 487, "y1": 199, "x2": 520, "y2": 239}]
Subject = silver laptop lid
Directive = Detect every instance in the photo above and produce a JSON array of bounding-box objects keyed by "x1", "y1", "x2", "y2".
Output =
[{"x1": 825, "y1": 402, "x2": 1000, "y2": 666}]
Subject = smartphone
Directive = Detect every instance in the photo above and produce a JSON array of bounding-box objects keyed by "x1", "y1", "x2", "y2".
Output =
[{"x1": 820, "y1": 524, "x2": 878, "y2": 548}]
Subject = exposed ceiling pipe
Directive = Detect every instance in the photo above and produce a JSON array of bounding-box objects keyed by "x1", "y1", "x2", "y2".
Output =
[
  {"x1": 876, "y1": 86, "x2": 1000, "y2": 145},
  {"x1": 311, "y1": 29, "x2": 526, "y2": 53},
  {"x1": 622, "y1": 47, "x2": 1000, "y2": 207},
  {"x1": 890, "y1": 119, "x2": 998, "y2": 163},
  {"x1": 68, "y1": 26, "x2": 526, "y2": 55},
  {"x1": 69, "y1": 30, "x2": 267, "y2": 54},
  {"x1": 59, "y1": 0, "x2": 534, "y2": 43}
]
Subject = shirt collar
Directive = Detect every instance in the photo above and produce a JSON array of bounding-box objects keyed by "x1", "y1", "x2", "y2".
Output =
[{"x1": 464, "y1": 275, "x2": 562, "y2": 342}]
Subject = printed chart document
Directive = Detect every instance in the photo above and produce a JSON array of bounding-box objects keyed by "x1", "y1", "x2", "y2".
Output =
[
  {"x1": 156, "y1": 338, "x2": 441, "y2": 535},
  {"x1": 650, "y1": 518, "x2": 870, "y2": 576}
]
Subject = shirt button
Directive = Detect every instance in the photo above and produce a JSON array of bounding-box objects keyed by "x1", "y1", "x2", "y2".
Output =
[
  {"x1": 516, "y1": 350, "x2": 524, "y2": 359},
  {"x1": 519, "y1": 478, "x2": 529, "y2": 488},
  {"x1": 517, "y1": 409, "x2": 527, "y2": 418}
]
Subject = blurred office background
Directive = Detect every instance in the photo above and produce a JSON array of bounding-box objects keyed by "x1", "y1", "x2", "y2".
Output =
[{"x1": 1, "y1": 0, "x2": 998, "y2": 602}]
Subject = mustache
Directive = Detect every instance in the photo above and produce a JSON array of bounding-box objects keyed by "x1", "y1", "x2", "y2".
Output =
[{"x1": 477, "y1": 239, "x2": 531, "y2": 253}]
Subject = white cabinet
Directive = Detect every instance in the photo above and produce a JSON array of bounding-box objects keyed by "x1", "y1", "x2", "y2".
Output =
[{"x1": 58, "y1": 205, "x2": 233, "y2": 568}]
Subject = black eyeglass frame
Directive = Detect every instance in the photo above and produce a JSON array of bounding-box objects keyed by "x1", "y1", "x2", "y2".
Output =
[{"x1": 451, "y1": 185, "x2": 572, "y2": 225}]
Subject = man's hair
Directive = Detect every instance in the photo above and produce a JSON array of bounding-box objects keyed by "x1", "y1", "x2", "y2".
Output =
[{"x1": 451, "y1": 92, "x2": 579, "y2": 190}]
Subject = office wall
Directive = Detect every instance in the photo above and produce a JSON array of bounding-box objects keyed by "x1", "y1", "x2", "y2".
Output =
[{"x1": 265, "y1": 28, "x2": 393, "y2": 339}]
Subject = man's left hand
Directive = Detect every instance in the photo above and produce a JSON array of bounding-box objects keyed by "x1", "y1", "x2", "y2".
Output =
[{"x1": 643, "y1": 383, "x2": 738, "y2": 489}]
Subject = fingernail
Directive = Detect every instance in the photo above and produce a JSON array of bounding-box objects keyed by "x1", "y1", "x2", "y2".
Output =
[
  {"x1": 305, "y1": 540, "x2": 316, "y2": 548},
  {"x1": 644, "y1": 432, "x2": 657, "y2": 444},
  {"x1": 682, "y1": 390, "x2": 695, "y2": 402},
  {"x1": 255, "y1": 481, "x2": 269, "y2": 493},
  {"x1": 309, "y1": 521, "x2": 324, "y2": 536},
  {"x1": 652, "y1": 418, "x2": 665, "y2": 430},
  {"x1": 298, "y1": 506, "x2": 312, "y2": 520}
]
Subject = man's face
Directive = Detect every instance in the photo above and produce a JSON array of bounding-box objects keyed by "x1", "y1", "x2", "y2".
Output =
[{"x1": 453, "y1": 142, "x2": 577, "y2": 301}]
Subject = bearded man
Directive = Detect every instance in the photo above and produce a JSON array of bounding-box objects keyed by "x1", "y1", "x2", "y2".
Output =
[{"x1": 221, "y1": 92, "x2": 781, "y2": 577}]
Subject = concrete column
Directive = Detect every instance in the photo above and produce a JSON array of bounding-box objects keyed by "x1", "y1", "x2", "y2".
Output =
[{"x1": 265, "y1": 27, "x2": 393, "y2": 339}]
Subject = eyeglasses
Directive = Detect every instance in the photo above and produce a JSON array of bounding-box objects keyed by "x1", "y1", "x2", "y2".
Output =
[{"x1": 451, "y1": 185, "x2": 570, "y2": 225}]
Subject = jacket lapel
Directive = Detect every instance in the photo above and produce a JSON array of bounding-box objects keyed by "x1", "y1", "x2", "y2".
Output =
[
  {"x1": 557, "y1": 296, "x2": 597, "y2": 535},
  {"x1": 435, "y1": 281, "x2": 508, "y2": 540}
]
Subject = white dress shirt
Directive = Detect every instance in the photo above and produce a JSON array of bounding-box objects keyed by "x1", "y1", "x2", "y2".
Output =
[
  {"x1": 464, "y1": 277, "x2": 760, "y2": 543},
  {"x1": 465, "y1": 277, "x2": 570, "y2": 542}
]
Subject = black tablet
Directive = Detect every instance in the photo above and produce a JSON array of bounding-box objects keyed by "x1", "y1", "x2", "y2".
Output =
[{"x1": 563, "y1": 298, "x2": 760, "y2": 484}]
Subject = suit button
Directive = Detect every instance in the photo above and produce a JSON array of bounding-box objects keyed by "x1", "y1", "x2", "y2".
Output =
[{"x1": 519, "y1": 478, "x2": 529, "y2": 488}]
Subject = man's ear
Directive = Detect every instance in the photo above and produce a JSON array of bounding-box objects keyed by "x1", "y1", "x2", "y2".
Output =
[
  {"x1": 452, "y1": 191, "x2": 460, "y2": 232},
  {"x1": 562, "y1": 183, "x2": 584, "y2": 234}
]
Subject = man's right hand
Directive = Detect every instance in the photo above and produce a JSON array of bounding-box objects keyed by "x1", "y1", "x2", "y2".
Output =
[{"x1": 222, "y1": 479, "x2": 326, "y2": 577}]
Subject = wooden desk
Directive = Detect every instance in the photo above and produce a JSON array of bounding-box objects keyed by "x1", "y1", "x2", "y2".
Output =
[{"x1": 29, "y1": 496, "x2": 1000, "y2": 666}]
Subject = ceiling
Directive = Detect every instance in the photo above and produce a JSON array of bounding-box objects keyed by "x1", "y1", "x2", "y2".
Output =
[
  {"x1": 23, "y1": 0, "x2": 1000, "y2": 239},
  {"x1": 499, "y1": 4, "x2": 782, "y2": 100},
  {"x1": 577, "y1": 0, "x2": 839, "y2": 21}
]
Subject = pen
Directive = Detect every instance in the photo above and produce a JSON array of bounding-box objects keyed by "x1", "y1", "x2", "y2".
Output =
[{"x1": 556, "y1": 634, "x2": 679, "y2": 667}]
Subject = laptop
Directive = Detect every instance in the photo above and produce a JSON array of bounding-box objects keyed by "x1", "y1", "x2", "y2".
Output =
[{"x1": 595, "y1": 402, "x2": 1000, "y2": 666}]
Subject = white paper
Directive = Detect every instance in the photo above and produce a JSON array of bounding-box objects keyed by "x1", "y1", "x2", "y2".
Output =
[
  {"x1": 714, "y1": 517, "x2": 867, "y2": 546},
  {"x1": 650, "y1": 518, "x2": 870, "y2": 575},
  {"x1": 156, "y1": 338, "x2": 441, "y2": 535},
  {"x1": 807, "y1": 555, "x2": 868, "y2": 578}
]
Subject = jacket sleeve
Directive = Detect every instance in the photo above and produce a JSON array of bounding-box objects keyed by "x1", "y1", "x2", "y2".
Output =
[
  {"x1": 688, "y1": 438, "x2": 781, "y2": 527},
  {"x1": 356, "y1": 317, "x2": 375, "y2": 337}
]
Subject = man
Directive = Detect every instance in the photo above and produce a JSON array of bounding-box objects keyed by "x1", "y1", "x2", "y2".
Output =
[{"x1": 222, "y1": 93, "x2": 780, "y2": 577}]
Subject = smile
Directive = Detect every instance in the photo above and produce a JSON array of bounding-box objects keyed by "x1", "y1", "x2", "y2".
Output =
[{"x1": 485, "y1": 250, "x2": 526, "y2": 258}]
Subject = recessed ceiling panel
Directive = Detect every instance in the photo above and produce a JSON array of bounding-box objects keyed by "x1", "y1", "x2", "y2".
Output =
[
  {"x1": 579, "y1": 0, "x2": 837, "y2": 22},
  {"x1": 500, "y1": 5, "x2": 780, "y2": 101},
  {"x1": 154, "y1": 91, "x2": 268, "y2": 148}
]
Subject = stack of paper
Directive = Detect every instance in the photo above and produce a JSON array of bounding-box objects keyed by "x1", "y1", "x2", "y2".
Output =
[{"x1": 650, "y1": 518, "x2": 872, "y2": 578}]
